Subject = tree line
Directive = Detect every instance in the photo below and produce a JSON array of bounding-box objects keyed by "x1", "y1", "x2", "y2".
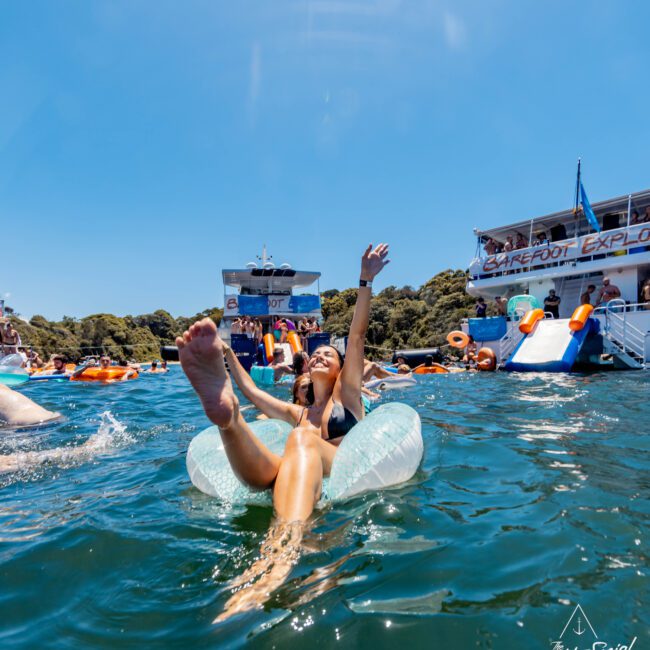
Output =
[{"x1": 8, "y1": 269, "x2": 480, "y2": 362}]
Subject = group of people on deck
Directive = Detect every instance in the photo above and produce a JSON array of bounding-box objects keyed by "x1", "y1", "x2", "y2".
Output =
[{"x1": 473, "y1": 276, "x2": 626, "y2": 322}]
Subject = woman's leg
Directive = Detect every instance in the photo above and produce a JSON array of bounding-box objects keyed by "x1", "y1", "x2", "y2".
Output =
[
  {"x1": 177, "y1": 319, "x2": 282, "y2": 489},
  {"x1": 273, "y1": 428, "x2": 337, "y2": 521},
  {"x1": 362, "y1": 360, "x2": 391, "y2": 382},
  {"x1": 215, "y1": 431, "x2": 337, "y2": 622}
]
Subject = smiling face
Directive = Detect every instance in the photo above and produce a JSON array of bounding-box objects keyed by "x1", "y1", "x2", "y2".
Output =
[{"x1": 308, "y1": 345, "x2": 342, "y2": 381}]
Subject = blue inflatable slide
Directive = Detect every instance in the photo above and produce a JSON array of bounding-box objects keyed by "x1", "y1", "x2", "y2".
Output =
[{"x1": 504, "y1": 318, "x2": 598, "y2": 372}]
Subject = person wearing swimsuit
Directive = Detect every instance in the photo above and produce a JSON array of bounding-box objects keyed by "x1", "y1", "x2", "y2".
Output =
[{"x1": 177, "y1": 243, "x2": 390, "y2": 621}]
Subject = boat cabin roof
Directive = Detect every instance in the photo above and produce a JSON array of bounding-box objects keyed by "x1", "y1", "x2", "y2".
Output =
[
  {"x1": 475, "y1": 188, "x2": 650, "y2": 242},
  {"x1": 222, "y1": 268, "x2": 321, "y2": 291}
]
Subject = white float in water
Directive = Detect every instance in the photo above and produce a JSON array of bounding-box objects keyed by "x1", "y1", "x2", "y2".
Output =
[{"x1": 186, "y1": 402, "x2": 423, "y2": 504}]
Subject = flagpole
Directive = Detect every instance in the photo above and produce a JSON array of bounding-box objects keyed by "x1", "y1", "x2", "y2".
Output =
[{"x1": 574, "y1": 158, "x2": 581, "y2": 214}]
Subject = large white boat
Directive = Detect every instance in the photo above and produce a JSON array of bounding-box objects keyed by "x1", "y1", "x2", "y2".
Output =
[
  {"x1": 466, "y1": 188, "x2": 650, "y2": 370},
  {"x1": 218, "y1": 247, "x2": 327, "y2": 369}
]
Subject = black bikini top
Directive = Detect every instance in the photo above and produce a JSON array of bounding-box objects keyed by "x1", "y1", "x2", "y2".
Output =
[
  {"x1": 326, "y1": 402, "x2": 359, "y2": 440},
  {"x1": 298, "y1": 401, "x2": 360, "y2": 440}
]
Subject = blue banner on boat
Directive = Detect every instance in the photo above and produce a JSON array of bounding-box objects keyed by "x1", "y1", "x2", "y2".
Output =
[
  {"x1": 468, "y1": 316, "x2": 507, "y2": 342},
  {"x1": 289, "y1": 295, "x2": 320, "y2": 313},
  {"x1": 237, "y1": 295, "x2": 268, "y2": 315}
]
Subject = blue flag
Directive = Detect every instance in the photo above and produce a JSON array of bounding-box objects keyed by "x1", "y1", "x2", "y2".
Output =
[{"x1": 580, "y1": 182, "x2": 600, "y2": 232}]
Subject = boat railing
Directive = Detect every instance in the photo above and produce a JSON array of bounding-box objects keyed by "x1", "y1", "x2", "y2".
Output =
[
  {"x1": 498, "y1": 321, "x2": 524, "y2": 364},
  {"x1": 469, "y1": 222, "x2": 650, "y2": 282},
  {"x1": 593, "y1": 299, "x2": 649, "y2": 362}
]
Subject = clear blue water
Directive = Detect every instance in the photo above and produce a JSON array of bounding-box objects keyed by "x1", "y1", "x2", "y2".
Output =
[{"x1": 1, "y1": 369, "x2": 648, "y2": 649}]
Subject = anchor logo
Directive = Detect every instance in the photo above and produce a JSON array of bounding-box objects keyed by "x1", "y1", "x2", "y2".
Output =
[
  {"x1": 558, "y1": 603, "x2": 597, "y2": 641},
  {"x1": 573, "y1": 615, "x2": 585, "y2": 636}
]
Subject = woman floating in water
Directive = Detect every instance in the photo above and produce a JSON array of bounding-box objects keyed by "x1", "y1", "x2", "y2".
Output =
[{"x1": 177, "y1": 243, "x2": 390, "y2": 621}]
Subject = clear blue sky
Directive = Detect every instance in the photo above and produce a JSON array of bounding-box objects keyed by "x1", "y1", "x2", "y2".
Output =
[{"x1": 3, "y1": 1, "x2": 649, "y2": 320}]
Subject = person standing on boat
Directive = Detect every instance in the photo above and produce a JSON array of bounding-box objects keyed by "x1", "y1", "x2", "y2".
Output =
[
  {"x1": 596, "y1": 277, "x2": 621, "y2": 306},
  {"x1": 543, "y1": 290, "x2": 561, "y2": 318},
  {"x1": 580, "y1": 284, "x2": 596, "y2": 306},
  {"x1": 1, "y1": 320, "x2": 21, "y2": 355},
  {"x1": 475, "y1": 297, "x2": 487, "y2": 318}
]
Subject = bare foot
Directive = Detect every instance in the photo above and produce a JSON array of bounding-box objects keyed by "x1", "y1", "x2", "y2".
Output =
[{"x1": 176, "y1": 318, "x2": 239, "y2": 429}]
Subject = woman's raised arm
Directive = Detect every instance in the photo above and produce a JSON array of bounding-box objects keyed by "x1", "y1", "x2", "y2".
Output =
[
  {"x1": 337, "y1": 244, "x2": 390, "y2": 403},
  {"x1": 223, "y1": 344, "x2": 300, "y2": 424}
]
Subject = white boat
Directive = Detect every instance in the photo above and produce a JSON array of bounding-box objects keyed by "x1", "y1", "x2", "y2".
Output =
[{"x1": 466, "y1": 188, "x2": 650, "y2": 370}]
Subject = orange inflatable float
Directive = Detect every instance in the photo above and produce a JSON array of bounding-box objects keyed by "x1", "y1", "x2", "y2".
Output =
[
  {"x1": 569, "y1": 304, "x2": 594, "y2": 331},
  {"x1": 477, "y1": 347, "x2": 497, "y2": 371},
  {"x1": 414, "y1": 363, "x2": 449, "y2": 374},
  {"x1": 287, "y1": 330, "x2": 303, "y2": 355},
  {"x1": 519, "y1": 308, "x2": 545, "y2": 334},
  {"x1": 446, "y1": 330, "x2": 470, "y2": 349},
  {"x1": 30, "y1": 363, "x2": 75, "y2": 376},
  {"x1": 71, "y1": 367, "x2": 138, "y2": 382},
  {"x1": 263, "y1": 333, "x2": 275, "y2": 364}
]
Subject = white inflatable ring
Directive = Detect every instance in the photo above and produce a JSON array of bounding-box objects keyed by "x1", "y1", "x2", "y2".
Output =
[
  {"x1": 364, "y1": 375, "x2": 417, "y2": 391},
  {"x1": 186, "y1": 402, "x2": 423, "y2": 504}
]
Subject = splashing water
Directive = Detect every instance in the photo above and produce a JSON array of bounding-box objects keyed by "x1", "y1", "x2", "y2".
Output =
[{"x1": 83, "y1": 411, "x2": 133, "y2": 452}]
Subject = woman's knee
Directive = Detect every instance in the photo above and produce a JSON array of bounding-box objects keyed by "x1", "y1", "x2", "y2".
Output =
[{"x1": 284, "y1": 428, "x2": 319, "y2": 455}]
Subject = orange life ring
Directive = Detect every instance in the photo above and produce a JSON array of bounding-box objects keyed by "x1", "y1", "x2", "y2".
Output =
[
  {"x1": 569, "y1": 304, "x2": 594, "y2": 331},
  {"x1": 477, "y1": 347, "x2": 497, "y2": 372},
  {"x1": 446, "y1": 330, "x2": 470, "y2": 349},
  {"x1": 71, "y1": 367, "x2": 138, "y2": 382}
]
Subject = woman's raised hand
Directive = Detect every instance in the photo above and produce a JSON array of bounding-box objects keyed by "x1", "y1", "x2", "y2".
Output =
[{"x1": 360, "y1": 243, "x2": 390, "y2": 281}]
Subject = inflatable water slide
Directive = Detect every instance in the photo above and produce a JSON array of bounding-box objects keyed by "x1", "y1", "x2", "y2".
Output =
[{"x1": 504, "y1": 305, "x2": 597, "y2": 372}]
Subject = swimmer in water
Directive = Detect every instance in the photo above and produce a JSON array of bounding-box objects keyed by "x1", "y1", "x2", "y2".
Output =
[
  {"x1": 177, "y1": 243, "x2": 389, "y2": 621},
  {"x1": 0, "y1": 385, "x2": 119, "y2": 474}
]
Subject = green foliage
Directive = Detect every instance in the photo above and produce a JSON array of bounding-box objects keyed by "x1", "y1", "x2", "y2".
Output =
[
  {"x1": 322, "y1": 269, "x2": 477, "y2": 358},
  {"x1": 10, "y1": 270, "x2": 477, "y2": 363},
  {"x1": 9, "y1": 307, "x2": 224, "y2": 363}
]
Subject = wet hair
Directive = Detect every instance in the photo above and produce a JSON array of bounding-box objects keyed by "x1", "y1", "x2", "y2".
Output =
[
  {"x1": 425, "y1": 354, "x2": 434, "y2": 366},
  {"x1": 292, "y1": 376, "x2": 314, "y2": 405},
  {"x1": 313, "y1": 344, "x2": 344, "y2": 368},
  {"x1": 53, "y1": 354, "x2": 66, "y2": 363},
  {"x1": 292, "y1": 351, "x2": 307, "y2": 375}
]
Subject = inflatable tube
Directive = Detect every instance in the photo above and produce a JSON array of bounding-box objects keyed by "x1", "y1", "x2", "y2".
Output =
[
  {"x1": 477, "y1": 347, "x2": 497, "y2": 371},
  {"x1": 287, "y1": 330, "x2": 302, "y2": 355},
  {"x1": 0, "y1": 356, "x2": 29, "y2": 386},
  {"x1": 71, "y1": 367, "x2": 138, "y2": 382},
  {"x1": 30, "y1": 363, "x2": 75, "y2": 376},
  {"x1": 569, "y1": 304, "x2": 594, "y2": 331},
  {"x1": 0, "y1": 354, "x2": 24, "y2": 368},
  {"x1": 365, "y1": 375, "x2": 417, "y2": 390},
  {"x1": 446, "y1": 331, "x2": 470, "y2": 349},
  {"x1": 0, "y1": 372, "x2": 29, "y2": 387},
  {"x1": 29, "y1": 373, "x2": 70, "y2": 382},
  {"x1": 414, "y1": 365, "x2": 449, "y2": 374},
  {"x1": 519, "y1": 308, "x2": 545, "y2": 334},
  {"x1": 160, "y1": 346, "x2": 179, "y2": 362},
  {"x1": 250, "y1": 365, "x2": 275, "y2": 387},
  {"x1": 263, "y1": 333, "x2": 275, "y2": 365},
  {"x1": 507, "y1": 294, "x2": 541, "y2": 319},
  {"x1": 391, "y1": 348, "x2": 442, "y2": 368},
  {"x1": 186, "y1": 402, "x2": 423, "y2": 504}
]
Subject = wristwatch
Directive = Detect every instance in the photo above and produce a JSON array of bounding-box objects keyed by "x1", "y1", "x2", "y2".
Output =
[{"x1": 359, "y1": 279, "x2": 373, "y2": 288}]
